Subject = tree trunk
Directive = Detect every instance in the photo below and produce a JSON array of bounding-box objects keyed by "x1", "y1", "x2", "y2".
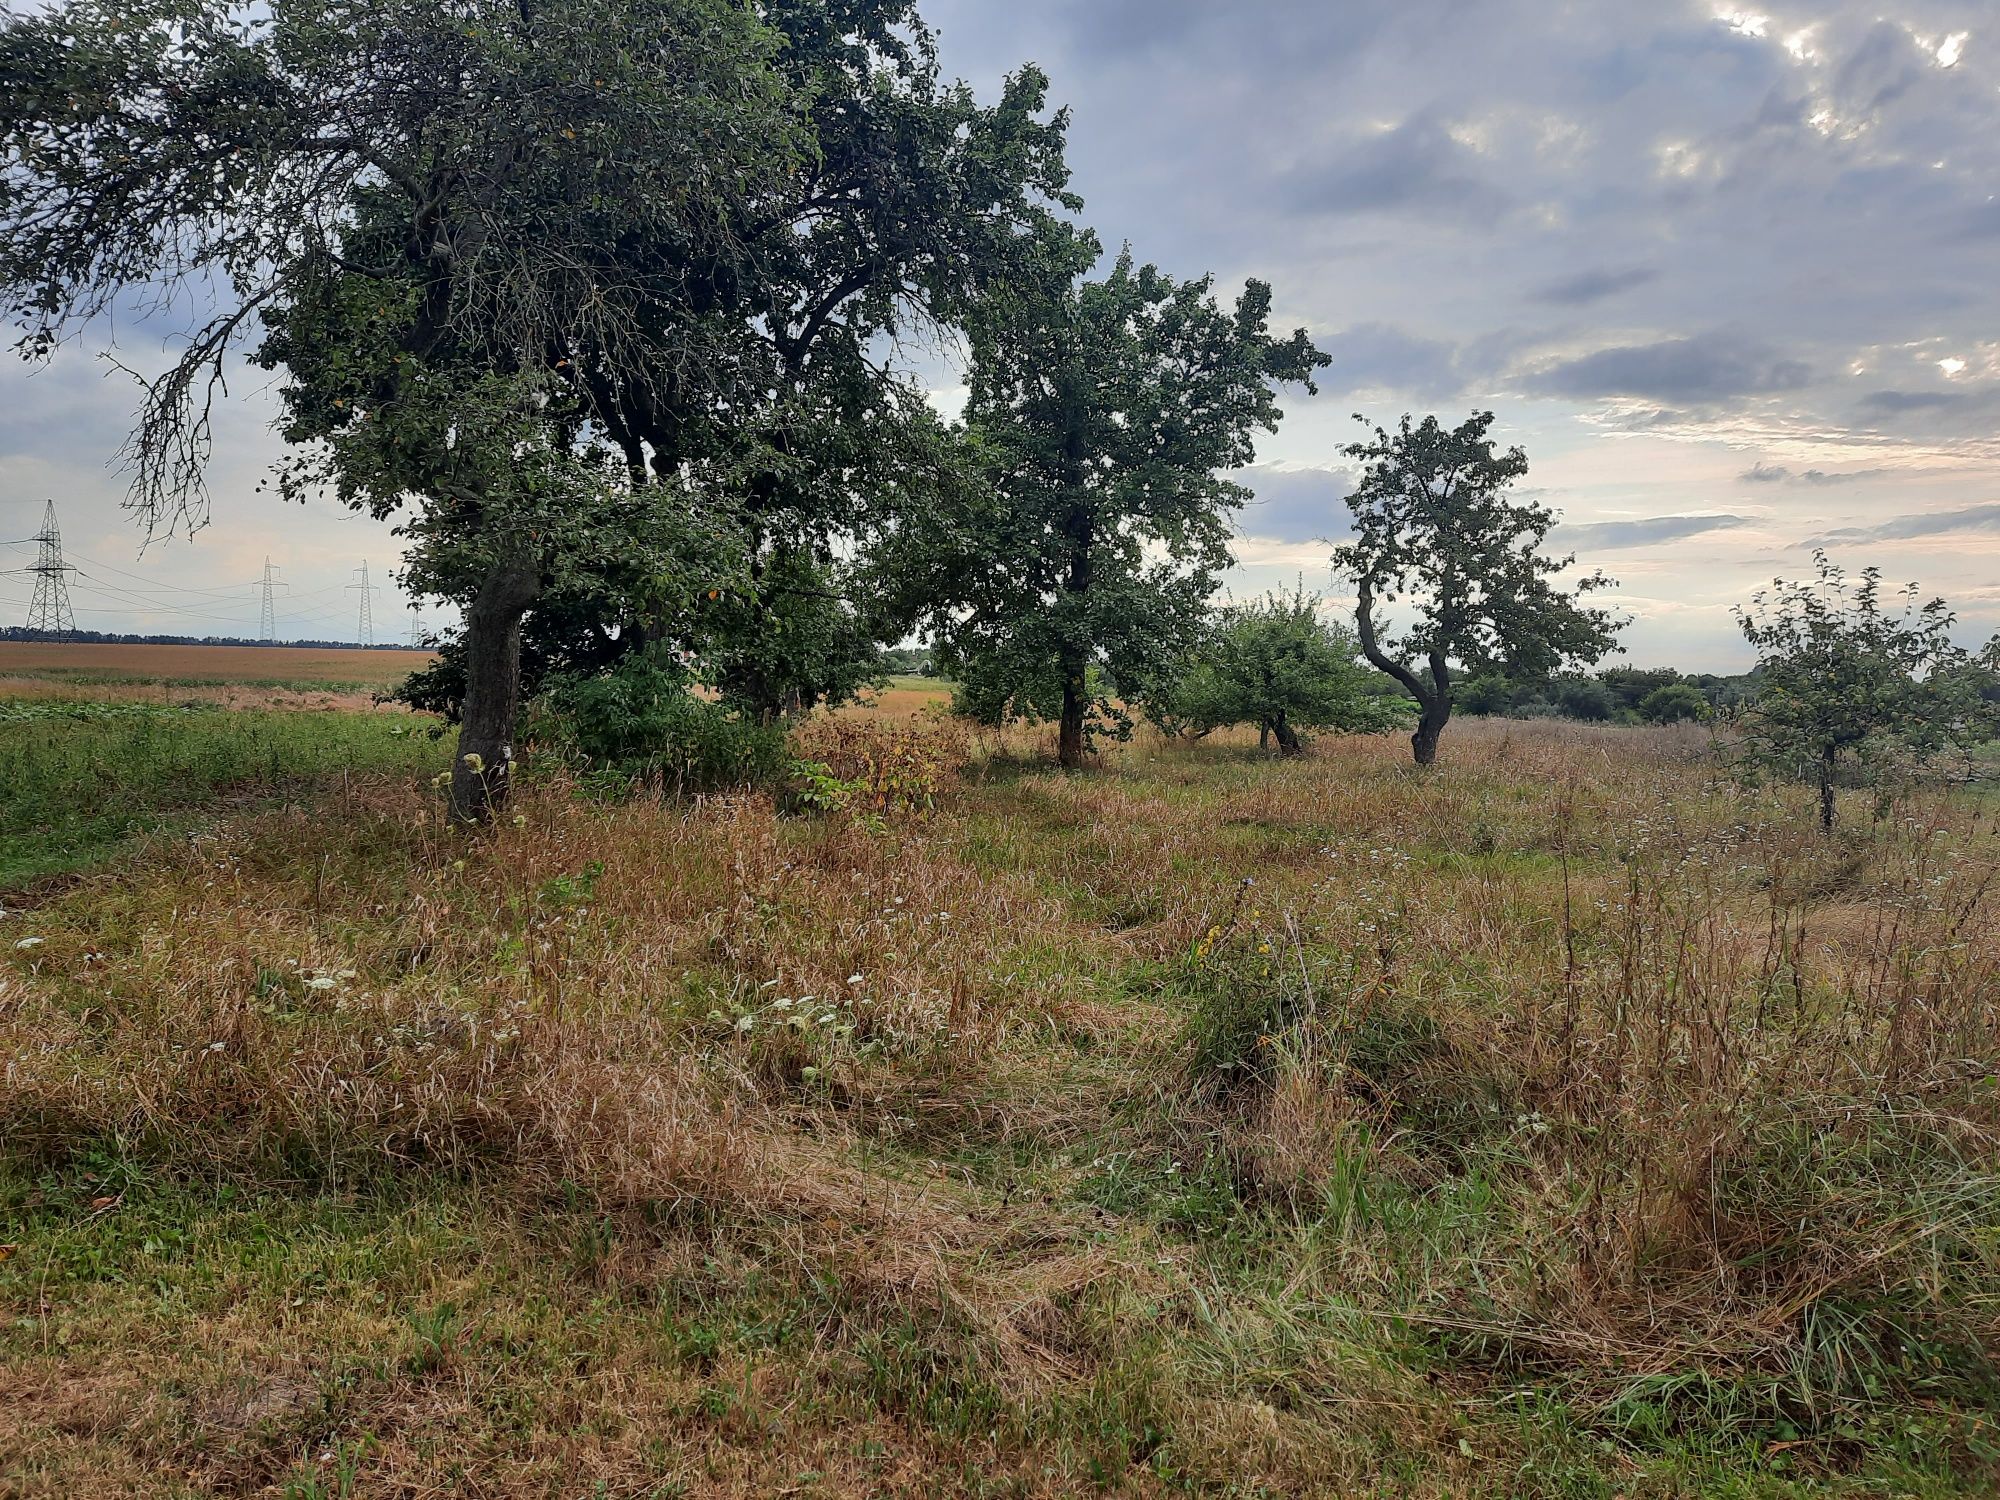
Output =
[
  {"x1": 1819, "y1": 748, "x2": 1837, "y2": 832},
  {"x1": 1258, "y1": 720, "x2": 1270, "y2": 752},
  {"x1": 1273, "y1": 710, "x2": 1301, "y2": 755},
  {"x1": 1058, "y1": 670, "x2": 1087, "y2": 770},
  {"x1": 448, "y1": 558, "x2": 541, "y2": 827},
  {"x1": 1411, "y1": 695, "x2": 1449, "y2": 766}
]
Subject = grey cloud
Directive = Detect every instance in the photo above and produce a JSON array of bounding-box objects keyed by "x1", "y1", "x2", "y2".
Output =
[
  {"x1": 1288, "y1": 111, "x2": 1509, "y2": 223},
  {"x1": 1528, "y1": 266, "x2": 1659, "y2": 306},
  {"x1": 1315, "y1": 323, "x2": 1461, "y2": 400},
  {"x1": 1560, "y1": 514, "x2": 1753, "y2": 549},
  {"x1": 1739, "y1": 463, "x2": 1889, "y2": 486},
  {"x1": 1859, "y1": 388, "x2": 1990, "y2": 414},
  {"x1": 1816, "y1": 503, "x2": 2000, "y2": 543},
  {"x1": 1833, "y1": 20, "x2": 1930, "y2": 118},
  {"x1": 1234, "y1": 465, "x2": 1356, "y2": 545},
  {"x1": 1529, "y1": 334, "x2": 1811, "y2": 402}
]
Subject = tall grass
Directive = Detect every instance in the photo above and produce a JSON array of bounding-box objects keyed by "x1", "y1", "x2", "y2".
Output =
[
  {"x1": 2, "y1": 716, "x2": 1995, "y2": 1494},
  {"x1": 0, "y1": 701, "x2": 440, "y2": 884}
]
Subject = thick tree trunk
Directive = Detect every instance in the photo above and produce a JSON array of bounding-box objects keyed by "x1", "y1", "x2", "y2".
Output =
[
  {"x1": 1258, "y1": 721, "x2": 1270, "y2": 752},
  {"x1": 1410, "y1": 694, "x2": 1450, "y2": 766},
  {"x1": 448, "y1": 558, "x2": 541, "y2": 827},
  {"x1": 1058, "y1": 670, "x2": 1088, "y2": 770}
]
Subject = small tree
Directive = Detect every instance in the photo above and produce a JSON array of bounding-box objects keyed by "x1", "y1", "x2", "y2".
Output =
[
  {"x1": 1735, "y1": 551, "x2": 1986, "y2": 830},
  {"x1": 1154, "y1": 588, "x2": 1403, "y2": 751},
  {"x1": 1334, "y1": 412, "x2": 1622, "y2": 765},
  {"x1": 908, "y1": 246, "x2": 1327, "y2": 767}
]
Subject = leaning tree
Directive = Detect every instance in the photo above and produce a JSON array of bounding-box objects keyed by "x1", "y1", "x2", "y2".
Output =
[
  {"x1": 904, "y1": 243, "x2": 1327, "y2": 768},
  {"x1": 1334, "y1": 411, "x2": 1622, "y2": 765}
]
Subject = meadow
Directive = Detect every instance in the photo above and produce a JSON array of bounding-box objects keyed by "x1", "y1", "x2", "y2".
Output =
[{"x1": 2, "y1": 691, "x2": 1997, "y2": 1497}]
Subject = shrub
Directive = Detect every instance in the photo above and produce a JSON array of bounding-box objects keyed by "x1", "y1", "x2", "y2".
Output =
[
  {"x1": 1144, "y1": 587, "x2": 1407, "y2": 752},
  {"x1": 534, "y1": 652, "x2": 787, "y2": 794},
  {"x1": 1638, "y1": 682, "x2": 1708, "y2": 724},
  {"x1": 790, "y1": 711, "x2": 970, "y2": 818}
]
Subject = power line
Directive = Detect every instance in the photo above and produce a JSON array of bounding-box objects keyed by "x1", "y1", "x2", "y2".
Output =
[{"x1": 26, "y1": 500, "x2": 78, "y2": 636}]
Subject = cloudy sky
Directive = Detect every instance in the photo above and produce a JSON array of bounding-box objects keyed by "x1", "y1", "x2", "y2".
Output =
[{"x1": 4, "y1": 0, "x2": 1997, "y2": 667}]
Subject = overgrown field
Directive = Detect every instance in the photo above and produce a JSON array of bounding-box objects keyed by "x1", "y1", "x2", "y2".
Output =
[
  {"x1": 0, "y1": 701, "x2": 437, "y2": 884},
  {"x1": 3, "y1": 714, "x2": 1997, "y2": 1496}
]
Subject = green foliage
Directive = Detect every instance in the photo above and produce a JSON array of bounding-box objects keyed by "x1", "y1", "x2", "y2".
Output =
[
  {"x1": 1335, "y1": 411, "x2": 1624, "y2": 762},
  {"x1": 534, "y1": 653, "x2": 787, "y2": 795},
  {"x1": 1735, "y1": 550, "x2": 1993, "y2": 828},
  {"x1": 1638, "y1": 682, "x2": 1709, "y2": 724},
  {"x1": 1551, "y1": 675, "x2": 1615, "y2": 722},
  {"x1": 904, "y1": 245, "x2": 1327, "y2": 765},
  {"x1": 1146, "y1": 587, "x2": 1406, "y2": 750}
]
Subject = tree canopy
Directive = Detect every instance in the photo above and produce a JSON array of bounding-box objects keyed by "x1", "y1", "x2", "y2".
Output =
[
  {"x1": 0, "y1": 0, "x2": 1075, "y2": 817},
  {"x1": 1334, "y1": 411, "x2": 1622, "y2": 765},
  {"x1": 906, "y1": 246, "x2": 1327, "y2": 767}
]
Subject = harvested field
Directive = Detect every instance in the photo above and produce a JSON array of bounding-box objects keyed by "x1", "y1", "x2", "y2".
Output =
[{"x1": 0, "y1": 641, "x2": 432, "y2": 693}]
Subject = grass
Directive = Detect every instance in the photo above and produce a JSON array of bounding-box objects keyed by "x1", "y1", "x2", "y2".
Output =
[
  {"x1": 2, "y1": 712, "x2": 1997, "y2": 1495},
  {"x1": 0, "y1": 700, "x2": 443, "y2": 886}
]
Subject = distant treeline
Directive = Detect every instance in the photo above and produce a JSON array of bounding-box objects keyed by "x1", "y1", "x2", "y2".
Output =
[
  {"x1": 0, "y1": 628, "x2": 428, "y2": 651},
  {"x1": 1458, "y1": 665, "x2": 1755, "y2": 724}
]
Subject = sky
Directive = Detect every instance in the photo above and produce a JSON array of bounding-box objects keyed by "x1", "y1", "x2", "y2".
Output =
[{"x1": 3, "y1": 0, "x2": 1997, "y2": 668}]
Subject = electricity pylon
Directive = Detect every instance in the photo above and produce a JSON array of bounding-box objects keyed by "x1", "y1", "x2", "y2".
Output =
[
  {"x1": 25, "y1": 500, "x2": 78, "y2": 637},
  {"x1": 348, "y1": 560, "x2": 380, "y2": 645},
  {"x1": 256, "y1": 557, "x2": 287, "y2": 642}
]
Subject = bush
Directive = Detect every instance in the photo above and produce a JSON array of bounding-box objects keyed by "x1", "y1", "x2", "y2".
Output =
[
  {"x1": 1638, "y1": 682, "x2": 1709, "y2": 724},
  {"x1": 535, "y1": 652, "x2": 788, "y2": 793},
  {"x1": 1552, "y1": 676, "x2": 1615, "y2": 722}
]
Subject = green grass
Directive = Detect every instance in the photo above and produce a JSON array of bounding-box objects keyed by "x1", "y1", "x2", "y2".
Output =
[{"x1": 0, "y1": 700, "x2": 443, "y2": 886}]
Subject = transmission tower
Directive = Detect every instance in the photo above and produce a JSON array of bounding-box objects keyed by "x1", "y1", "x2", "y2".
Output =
[
  {"x1": 348, "y1": 559, "x2": 380, "y2": 645},
  {"x1": 406, "y1": 606, "x2": 425, "y2": 649},
  {"x1": 256, "y1": 557, "x2": 287, "y2": 642},
  {"x1": 25, "y1": 500, "x2": 78, "y2": 637}
]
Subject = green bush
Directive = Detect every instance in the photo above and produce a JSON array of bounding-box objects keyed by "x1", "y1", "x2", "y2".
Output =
[
  {"x1": 535, "y1": 653, "x2": 787, "y2": 794},
  {"x1": 1638, "y1": 682, "x2": 1709, "y2": 724}
]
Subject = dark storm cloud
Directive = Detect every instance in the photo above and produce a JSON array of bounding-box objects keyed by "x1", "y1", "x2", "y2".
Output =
[
  {"x1": 1816, "y1": 503, "x2": 2000, "y2": 543},
  {"x1": 1529, "y1": 334, "x2": 1811, "y2": 403},
  {"x1": 1560, "y1": 514, "x2": 1753, "y2": 548},
  {"x1": 1528, "y1": 266, "x2": 1659, "y2": 306}
]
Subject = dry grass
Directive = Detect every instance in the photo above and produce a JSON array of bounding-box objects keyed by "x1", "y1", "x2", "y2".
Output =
[{"x1": 2, "y1": 717, "x2": 1996, "y2": 1496}]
